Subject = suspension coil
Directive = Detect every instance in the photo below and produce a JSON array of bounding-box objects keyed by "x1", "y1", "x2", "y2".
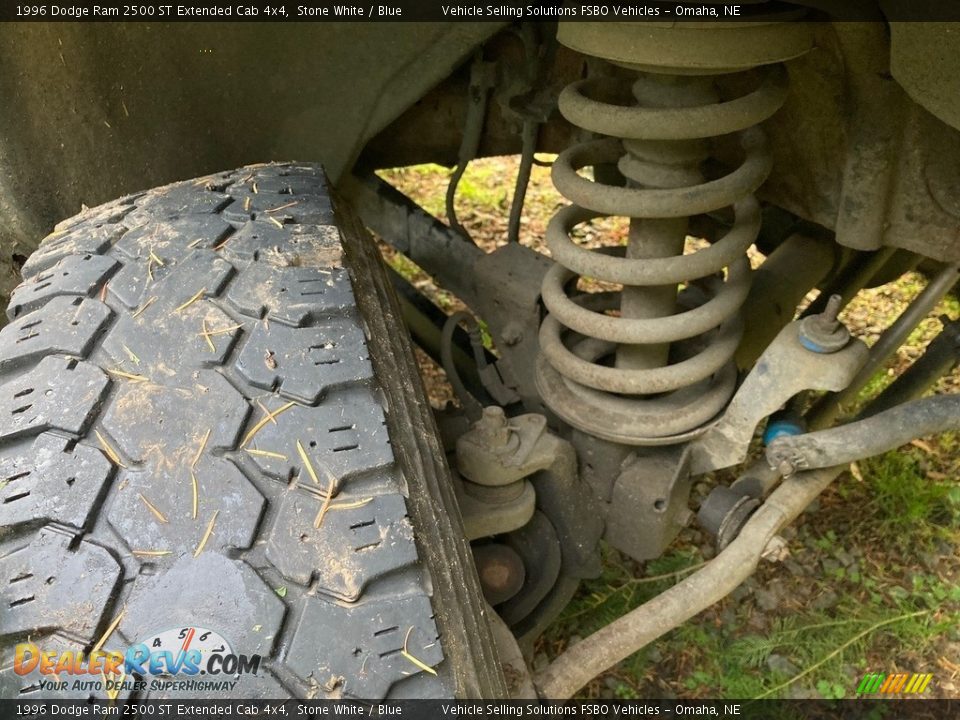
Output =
[{"x1": 536, "y1": 19, "x2": 812, "y2": 445}]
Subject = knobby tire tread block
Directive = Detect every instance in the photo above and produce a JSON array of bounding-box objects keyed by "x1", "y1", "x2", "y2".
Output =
[{"x1": 0, "y1": 163, "x2": 506, "y2": 701}]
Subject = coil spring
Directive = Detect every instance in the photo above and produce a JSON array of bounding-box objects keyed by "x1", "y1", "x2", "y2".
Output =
[{"x1": 536, "y1": 53, "x2": 792, "y2": 445}]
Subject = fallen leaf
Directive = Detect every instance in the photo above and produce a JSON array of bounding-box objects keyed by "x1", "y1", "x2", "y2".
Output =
[{"x1": 850, "y1": 462, "x2": 864, "y2": 482}]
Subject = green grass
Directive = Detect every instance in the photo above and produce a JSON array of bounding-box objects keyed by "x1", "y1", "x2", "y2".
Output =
[
  {"x1": 544, "y1": 509, "x2": 957, "y2": 699},
  {"x1": 454, "y1": 163, "x2": 511, "y2": 211},
  {"x1": 379, "y1": 244, "x2": 460, "y2": 312},
  {"x1": 378, "y1": 162, "x2": 510, "y2": 221},
  {"x1": 726, "y1": 607, "x2": 949, "y2": 699},
  {"x1": 386, "y1": 248, "x2": 423, "y2": 283},
  {"x1": 844, "y1": 447, "x2": 960, "y2": 550},
  {"x1": 378, "y1": 164, "x2": 450, "y2": 217}
]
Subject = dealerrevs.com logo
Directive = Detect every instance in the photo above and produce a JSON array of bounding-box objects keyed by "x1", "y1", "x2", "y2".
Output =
[{"x1": 14, "y1": 626, "x2": 262, "y2": 694}]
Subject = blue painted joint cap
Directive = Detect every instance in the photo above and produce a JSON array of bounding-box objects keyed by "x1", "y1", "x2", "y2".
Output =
[{"x1": 764, "y1": 418, "x2": 805, "y2": 445}]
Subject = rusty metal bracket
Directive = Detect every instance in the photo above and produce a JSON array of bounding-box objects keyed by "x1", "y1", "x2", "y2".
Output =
[
  {"x1": 472, "y1": 243, "x2": 553, "y2": 413},
  {"x1": 456, "y1": 407, "x2": 549, "y2": 485},
  {"x1": 689, "y1": 320, "x2": 869, "y2": 475},
  {"x1": 604, "y1": 445, "x2": 693, "y2": 562}
]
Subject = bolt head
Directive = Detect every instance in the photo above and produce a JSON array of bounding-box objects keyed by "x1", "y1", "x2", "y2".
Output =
[
  {"x1": 761, "y1": 535, "x2": 790, "y2": 562},
  {"x1": 474, "y1": 406, "x2": 511, "y2": 447},
  {"x1": 480, "y1": 406, "x2": 507, "y2": 426},
  {"x1": 777, "y1": 458, "x2": 796, "y2": 477},
  {"x1": 799, "y1": 315, "x2": 851, "y2": 354},
  {"x1": 502, "y1": 323, "x2": 524, "y2": 346}
]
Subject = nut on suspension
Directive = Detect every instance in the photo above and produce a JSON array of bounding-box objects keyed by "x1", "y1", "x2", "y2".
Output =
[{"x1": 798, "y1": 294, "x2": 851, "y2": 354}]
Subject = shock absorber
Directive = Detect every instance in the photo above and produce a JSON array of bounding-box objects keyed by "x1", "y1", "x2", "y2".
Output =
[{"x1": 536, "y1": 20, "x2": 812, "y2": 445}]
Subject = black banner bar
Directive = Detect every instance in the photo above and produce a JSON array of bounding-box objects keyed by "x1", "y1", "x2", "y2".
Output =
[
  {"x1": 3, "y1": 0, "x2": 960, "y2": 23},
  {"x1": 2, "y1": 699, "x2": 960, "y2": 720}
]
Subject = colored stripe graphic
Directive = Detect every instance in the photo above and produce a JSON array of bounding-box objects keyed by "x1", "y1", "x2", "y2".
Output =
[
  {"x1": 858, "y1": 672, "x2": 934, "y2": 694},
  {"x1": 857, "y1": 673, "x2": 885, "y2": 693}
]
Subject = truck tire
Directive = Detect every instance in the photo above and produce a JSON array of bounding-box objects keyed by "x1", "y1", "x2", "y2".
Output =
[{"x1": 0, "y1": 163, "x2": 507, "y2": 701}]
